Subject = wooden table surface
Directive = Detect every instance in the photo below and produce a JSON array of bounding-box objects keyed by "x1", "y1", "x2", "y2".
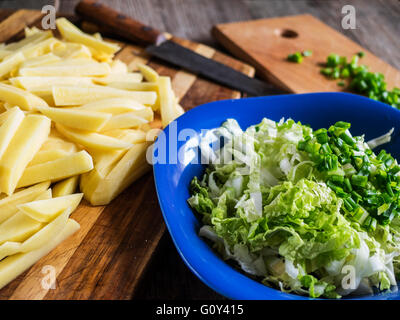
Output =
[{"x1": 2, "y1": 0, "x2": 399, "y2": 300}]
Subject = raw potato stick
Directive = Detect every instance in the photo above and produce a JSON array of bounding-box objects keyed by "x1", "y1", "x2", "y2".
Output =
[
  {"x1": 52, "y1": 85, "x2": 157, "y2": 106},
  {"x1": 0, "y1": 15, "x2": 184, "y2": 290},
  {"x1": 55, "y1": 123, "x2": 133, "y2": 151},
  {"x1": 0, "y1": 83, "x2": 48, "y2": 111},
  {"x1": 18, "y1": 193, "x2": 83, "y2": 222},
  {"x1": 52, "y1": 176, "x2": 79, "y2": 197},
  {"x1": 0, "y1": 219, "x2": 80, "y2": 290},
  {"x1": 38, "y1": 106, "x2": 112, "y2": 132},
  {"x1": 17, "y1": 151, "x2": 94, "y2": 188},
  {"x1": 0, "y1": 182, "x2": 50, "y2": 224},
  {"x1": 0, "y1": 114, "x2": 51, "y2": 195}
]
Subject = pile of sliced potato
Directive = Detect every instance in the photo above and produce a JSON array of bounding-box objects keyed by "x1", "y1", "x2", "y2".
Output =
[{"x1": 0, "y1": 18, "x2": 183, "y2": 289}]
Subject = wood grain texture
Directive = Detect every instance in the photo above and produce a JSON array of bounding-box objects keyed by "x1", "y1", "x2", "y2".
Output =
[
  {"x1": 213, "y1": 14, "x2": 400, "y2": 93},
  {"x1": 0, "y1": 9, "x2": 43, "y2": 42},
  {"x1": 0, "y1": 8, "x2": 254, "y2": 300}
]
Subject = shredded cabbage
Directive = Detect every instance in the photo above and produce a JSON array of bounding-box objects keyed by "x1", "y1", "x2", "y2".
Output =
[{"x1": 188, "y1": 118, "x2": 400, "y2": 298}]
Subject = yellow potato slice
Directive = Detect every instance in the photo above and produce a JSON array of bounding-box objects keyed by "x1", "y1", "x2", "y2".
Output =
[
  {"x1": 20, "y1": 207, "x2": 72, "y2": 252},
  {"x1": 102, "y1": 147, "x2": 149, "y2": 200},
  {"x1": 56, "y1": 18, "x2": 120, "y2": 55},
  {"x1": 0, "y1": 52, "x2": 24, "y2": 79},
  {"x1": 4, "y1": 30, "x2": 52, "y2": 52},
  {"x1": 40, "y1": 136, "x2": 78, "y2": 153},
  {"x1": 0, "y1": 181, "x2": 50, "y2": 224},
  {"x1": 175, "y1": 103, "x2": 185, "y2": 116},
  {"x1": 80, "y1": 168, "x2": 104, "y2": 200},
  {"x1": 92, "y1": 73, "x2": 143, "y2": 85},
  {"x1": 105, "y1": 81, "x2": 158, "y2": 91},
  {"x1": 52, "y1": 176, "x2": 79, "y2": 197},
  {"x1": 55, "y1": 123, "x2": 133, "y2": 150},
  {"x1": 137, "y1": 63, "x2": 159, "y2": 82},
  {"x1": 0, "y1": 106, "x2": 22, "y2": 125},
  {"x1": 102, "y1": 128, "x2": 147, "y2": 141},
  {"x1": 129, "y1": 107, "x2": 154, "y2": 121},
  {"x1": 17, "y1": 151, "x2": 93, "y2": 188},
  {"x1": 0, "y1": 102, "x2": 6, "y2": 114},
  {"x1": 0, "y1": 107, "x2": 25, "y2": 160},
  {"x1": 0, "y1": 212, "x2": 44, "y2": 245},
  {"x1": 158, "y1": 76, "x2": 178, "y2": 128},
  {"x1": 0, "y1": 114, "x2": 51, "y2": 195},
  {"x1": 37, "y1": 58, "x2": 100, "y2": 66},
  {"x1": 84, "y1": 160, "x2": 150, "y2": 206},
  {"x1": 38, "y1": 106, "x2": 112, "y2": 132},
  {"x1": 52, "y1": 85, "x2": 157, "y2": 106},
  {"x1": 53, "y1": 42, "x2": 92, "y2": 59},
  {"x1": 19, "y1": 61, "x2": 110, "y2": 77},
  {"x1": 101, "y1": 113, "x2": 148, "y2": 131},
  {"x1": 19, "y1": 37, "x2": 65, "y2": 59},
  {"x1": 89, "y1": 129, "x2": 146, "y2": 176},
  {"x1": 35, "y1": 188, "x2": 52, "y2": 200},
  {"x1": 28, "y1": 90, "x2": 55, "y2": 106},
  {"x1": 87, "y1": 47, "x2": 113, "y2": 63},
  {"x1": 0, "y1": 49, "x2": 12, "y2": 60},
  {"x1": 109, "y1": 59, "x2": 128, "y2": 74},
  {"x1": 0, "y1": 242, "x2": 21, "y2": 261},
  {"x1": 28, "y1": 149, "x2": 70, "y2": 167},
  {"x1": 83, "y1": 142, "x2": 150, "y2": 205},
  {"x1": 77, "y1": 97, "x2": 148, "y2": 114},
  {"x1": 19, "y1": 53, "x2": 61, "y2": 69},
  {"x1": 24, "y1": 26, "x2": 41, "y2": 37},
  {"x1": 0, "y1": 83, "x2": 48, "y2": 110},
  {"x1": 0, "y1": 218, "x2": 80, "y2": 290},
  {"x1": 10, "y1": 76, "x2": 93, "y2": 92},
  {"x1": 18, "y1": 193, "x2": 83, "y2": 223}
]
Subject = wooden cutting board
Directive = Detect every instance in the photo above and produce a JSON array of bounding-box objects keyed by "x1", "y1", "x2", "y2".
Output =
[
  {"x1": 213, "y1": 14, "x2": 400, "y2": 93},
  {"x1": 0, "y1": 9, "x2": 254, "y2": 300}
]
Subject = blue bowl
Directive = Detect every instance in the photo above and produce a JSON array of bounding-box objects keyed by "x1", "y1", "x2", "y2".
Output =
[{"x1": 153, "y1": 92, "x2": 400, "y2": 300}]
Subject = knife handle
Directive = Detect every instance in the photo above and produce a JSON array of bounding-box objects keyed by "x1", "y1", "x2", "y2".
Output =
[{"x1": 75, "y1": 0, "x2": 166, "y2": 45}]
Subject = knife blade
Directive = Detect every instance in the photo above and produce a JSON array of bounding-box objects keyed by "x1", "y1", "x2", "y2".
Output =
[
  {"x1": 146, "y1": 41, "x2": 283, "y2": 96},
  {"x1": 75, "y1": 0, "x2": 285, "y2": 96}
]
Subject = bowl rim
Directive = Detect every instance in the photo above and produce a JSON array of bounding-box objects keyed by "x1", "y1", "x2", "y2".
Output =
[{"x1": 153, "y1": 92, "x2": 400, "y2": 300}]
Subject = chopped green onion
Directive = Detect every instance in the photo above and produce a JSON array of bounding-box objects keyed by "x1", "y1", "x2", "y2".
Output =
[
  {"x1": 320, "y1": 68, "x2": 333, "y2": 76},
  {"x1": 351, "y1": 174, "x2": 368, "y2": 187},
  {"x1": 319, "y1": 52, "x2": 400, "y2": 109},
  {"x1": 344, "y1": 178, "x2": 353, "y2": 192},
  {"x1": 378, "y1": 203, "x2": 390, "y2": 215},
  {"x1": 327, "y1": 54, "x2": 341, "y2": 67},
  {"x1": 298, "y1": 120, "x2": 400, "y2": 229},
  {"x1": 287, "y1": 52, "x2": 303, "y2": 63}
]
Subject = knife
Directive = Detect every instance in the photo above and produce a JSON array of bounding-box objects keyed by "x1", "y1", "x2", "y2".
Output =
[{"x1": 75, "y1": 0, "x2": 284, "y2": 97}]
